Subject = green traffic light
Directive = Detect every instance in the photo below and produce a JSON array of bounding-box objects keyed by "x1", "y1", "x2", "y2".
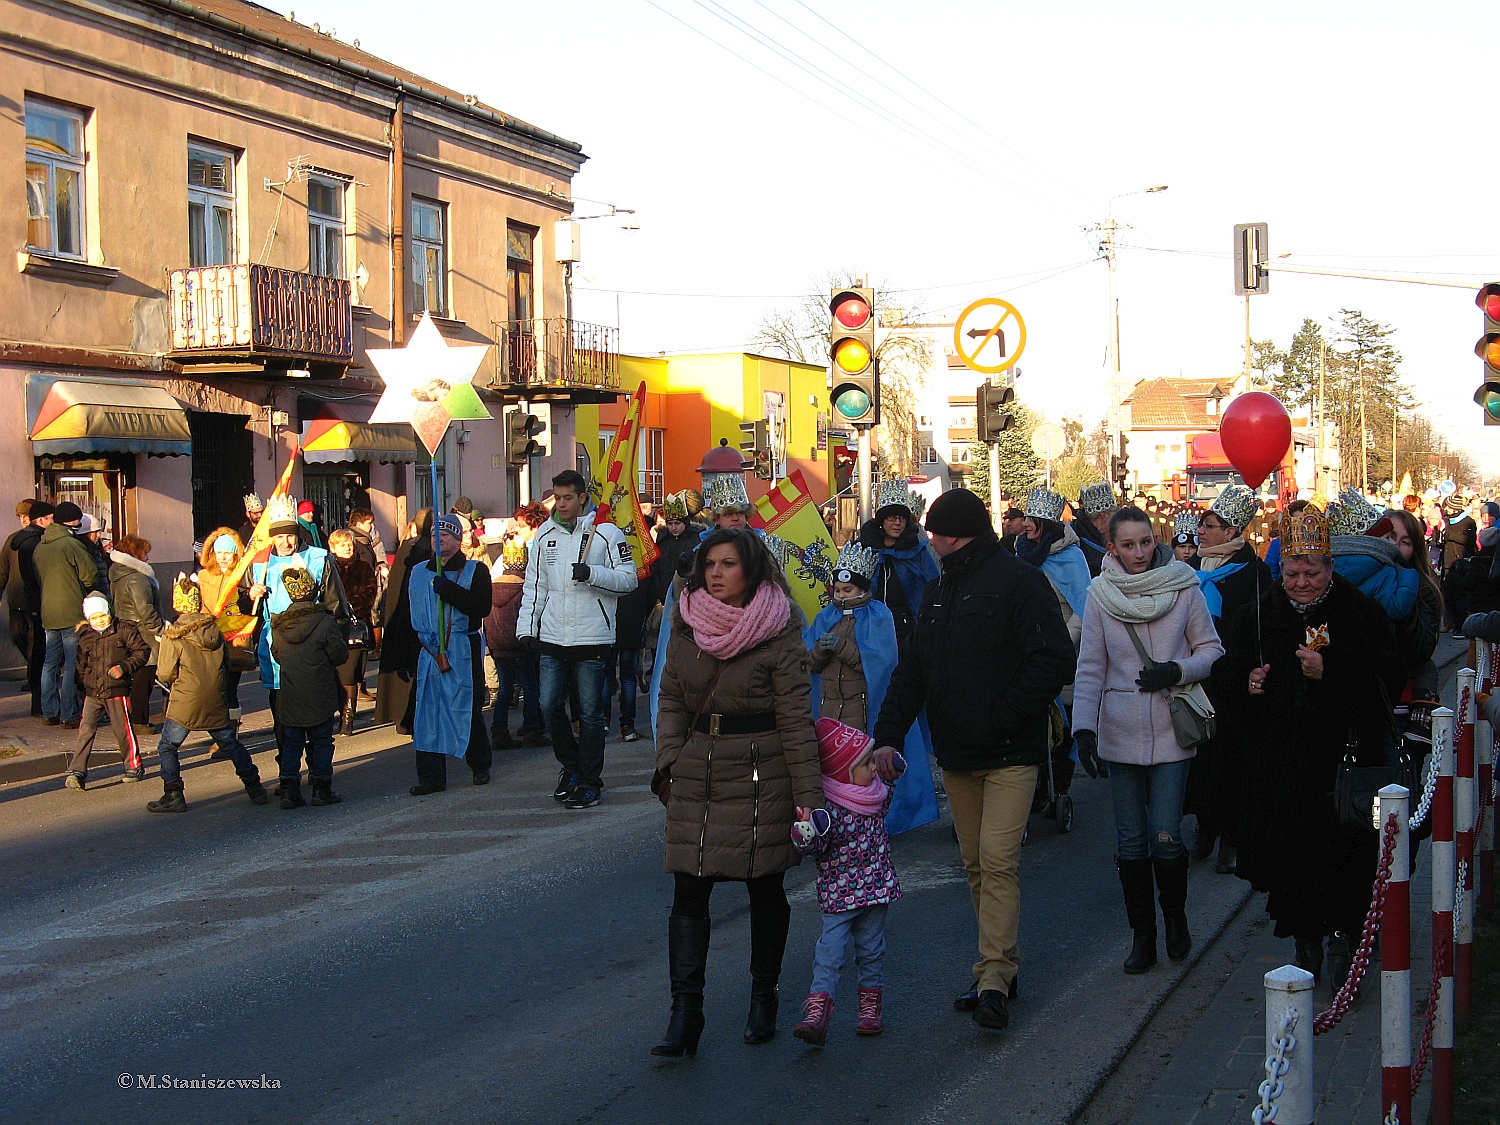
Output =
[
  {"x1": 1485, "y1": 393, "x2": 1500, "y2": 421},
  {"x1": 832, "y1": 386, "x2": 872, "y2": 421}
]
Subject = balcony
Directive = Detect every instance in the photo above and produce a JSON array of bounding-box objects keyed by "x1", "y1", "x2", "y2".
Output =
[
  {"x1": 496, "y1": 317, "x2": 621, "y2": 402},
  {"x1": 168, "y1": 264, "x2": 353, "y2": 372}
]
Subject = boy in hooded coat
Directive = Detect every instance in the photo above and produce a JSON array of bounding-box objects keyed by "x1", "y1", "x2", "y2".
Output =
[
  {"x1": 269, "y1": 567, "x2": 349, "y2": 809},
  {"x1": 148, "y1": 578, "x2": 268, "y2": 813}
]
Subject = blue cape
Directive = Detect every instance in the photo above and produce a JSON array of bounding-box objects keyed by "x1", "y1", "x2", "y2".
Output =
[
  {"x1": 1040, "y1": 544, "x2": 1091, "y2": 617},
  {"x1": 1333, "y1": 553, "x2": 1419, "y2": 620},
  {"x1": 874, "y1": 531, "x2": 940, "y2": 618},
  {"x1": 1197, "y1": 561, "x2": 1249, "y2": 620},
  {"x1": 804, "y1": 599, "x2": 939, "y2": 836}
]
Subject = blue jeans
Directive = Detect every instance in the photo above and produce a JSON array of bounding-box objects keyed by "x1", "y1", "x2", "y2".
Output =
[
  {"x1": 278, "y1": 717, "x2": 337, "y2": 784},
  {"x1": 157, "y1": 718, "x2": 259, "y2": 788},
  {"x1": 493, "y1": 656, "x2": 542, "y2": 732},
  {"x1": 41, "y1": 627, "x2": 80, "y2": 723},
  {"x1": 810, "y1": 904, "x2": 889, "y2": 993},
  {"x1": 603, "y1": 647, "x2": 639, "y2": 730},
  {"x1": 540, "y1": 652, "x2": 607, "y2": 789},
  {"x1": 1109, "y1": 758, "x2": 1191, "y2": 862}
]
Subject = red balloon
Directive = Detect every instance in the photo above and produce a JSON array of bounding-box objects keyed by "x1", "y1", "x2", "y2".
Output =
[{"x1": 1218, "y1": 391, "x2": 1291, "y2": 489}]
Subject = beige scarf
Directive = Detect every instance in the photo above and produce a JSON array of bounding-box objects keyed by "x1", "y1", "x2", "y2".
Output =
[
  {"x1": 1088, "y1": 557, "x2": 1201, "y2": 623},
  {"x1": 1197, "y1": 536, "x2": 1246, "y2": 572}
]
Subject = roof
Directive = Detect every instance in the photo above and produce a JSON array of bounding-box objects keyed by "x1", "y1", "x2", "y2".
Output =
[
  {"x1": 1123, "y1": 377, "x2": 1229, "y2": 429},
  {"x1": 142, "y1": 1, "x2": 583, "y2": 154}
]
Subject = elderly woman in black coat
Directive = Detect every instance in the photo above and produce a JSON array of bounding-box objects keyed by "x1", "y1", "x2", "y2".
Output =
[{"x1": 1215, "y1": 504, "x2": 1406, "y2": 991}]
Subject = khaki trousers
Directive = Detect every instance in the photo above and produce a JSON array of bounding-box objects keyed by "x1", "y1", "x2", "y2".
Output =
[{"x1": 944, "y1": 764, "x2": 1038, "y2": 994}]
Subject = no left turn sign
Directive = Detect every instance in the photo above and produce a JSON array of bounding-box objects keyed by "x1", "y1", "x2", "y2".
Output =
[{"x1": 954, "y1": 297, "x2": 1027, "y2": 375}]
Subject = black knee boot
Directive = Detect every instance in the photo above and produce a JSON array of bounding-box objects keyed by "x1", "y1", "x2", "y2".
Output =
[
  {"x1": 1117, "y1": 857, "x2": 1157, "y2": 974},
  {"x1": 652, "y1": 916, "x2": 709, "y2": 1057},
  {"x1": 1153, "y1": 854, "x2": 1192, "y2": 961},
  {"x1": 745, "y1": 898, "x2": 790, "y2": 1044}
]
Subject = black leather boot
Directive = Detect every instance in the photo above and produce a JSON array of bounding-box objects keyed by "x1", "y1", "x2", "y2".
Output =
[
  {"x1": 1117, "y1": 857, "x2": 1158, "y2": 974},
  {"x1": 744, "y1": 893, "x2": 791, "y2": 1044},
  {"x1": 652, "y1": 916, "x2": 710, "y2": 1057},
  {"x1": 1153, "y1": 854, "x2": 1192, "y2": 961},
  {"x1": 340, "y1": 686, "x2": 357, "y2": 737}
]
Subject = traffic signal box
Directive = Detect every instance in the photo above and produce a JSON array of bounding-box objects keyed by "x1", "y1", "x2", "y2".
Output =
[
  {"x1": 975, "y1": 382, "x2": 1015, "y2": 442},
  {"x1": 506, "y1": 410, "x2": 543, "y2": 463},
  {"x1": 829, "y1": 287, "x2": 878, "y2": 425},
  {"x1": 739, "y1": 419, "x2": 772, "y2": 480},
  {"x1": 1476, "y1": 283, "x2": 1500, "y2": 426}
]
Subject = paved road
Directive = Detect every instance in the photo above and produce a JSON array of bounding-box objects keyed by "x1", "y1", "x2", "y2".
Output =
[{"x1": 0, "y1": 703, "x2": 1252, "y2": 1125}]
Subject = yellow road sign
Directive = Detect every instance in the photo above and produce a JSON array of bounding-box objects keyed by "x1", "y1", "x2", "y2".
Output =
[{"x1": 954, "y1": 297, "x2": 1027, "y2": 375}]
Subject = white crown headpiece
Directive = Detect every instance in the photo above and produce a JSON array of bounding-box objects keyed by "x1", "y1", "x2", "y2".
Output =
[
  {"x1": 703, "y1": 473, "x2": 751, "y2": 514},
  {"x1": 873, "y1": 477, "x2": 926, "y2": 520},
  {"x1": 1173, "y1": 510, "x2": 1201, "y2": 540},
  {"x1": 833, "y1": 540, "x2": 880, "y2": 583},
  {"x1": 1024, "y1": 486, "x2": 1065, "y2": 523},
  {"x1": 1078, "y1": 482, "x2": 1117, "y2": 517},
  {"x1": 264, "y1": 493, "x2": 299, "y2": 529},
  {"x1": 1328, "y1": 488, "x2": 1383, "y2": 537}
]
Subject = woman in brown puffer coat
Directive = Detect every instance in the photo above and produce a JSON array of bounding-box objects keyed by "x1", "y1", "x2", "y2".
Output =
[{"x1": 650, "y1": 527, "x2": 823, "y2": 1058}]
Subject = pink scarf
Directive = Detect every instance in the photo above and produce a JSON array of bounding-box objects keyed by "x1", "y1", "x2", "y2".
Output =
[
  {"x1": 822, "y1": 776, "x2": 888, "y2": 817},
  {"x1": 679, "y1": 582, "x2": 791, "y2": 660}
]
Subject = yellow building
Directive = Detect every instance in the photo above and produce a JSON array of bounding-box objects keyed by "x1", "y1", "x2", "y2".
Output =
[{"x1": 577, "y1": 352, "x2": 837, "y2": 509}]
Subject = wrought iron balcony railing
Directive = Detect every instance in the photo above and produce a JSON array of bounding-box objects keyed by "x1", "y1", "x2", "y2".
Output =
[
  {"x1": 498, "y1": 317, "x2": 620, "y2": 396},
  {"x1": 169, "y1": 264, "x2": 353, "y2": 363}
]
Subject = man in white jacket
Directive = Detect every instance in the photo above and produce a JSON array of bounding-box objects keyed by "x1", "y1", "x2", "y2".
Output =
[{"x1": 518, "y1": 470, "x2": 639, "y2": 809}]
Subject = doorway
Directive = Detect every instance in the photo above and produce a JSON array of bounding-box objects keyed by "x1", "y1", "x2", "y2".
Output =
[{"x1": 189, "y1": 411, "x2": 254, "y2": 539}]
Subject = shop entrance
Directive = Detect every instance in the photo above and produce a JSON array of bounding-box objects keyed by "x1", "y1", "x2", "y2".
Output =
[
  {"x1": 303, "y1": 462, "x2": 371, "y2": 534},
  {"x1": 189, "y1": 412, "x2": 255, "y2": 539}
]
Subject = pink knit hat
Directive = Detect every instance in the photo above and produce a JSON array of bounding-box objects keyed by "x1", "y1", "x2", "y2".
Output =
[{"x1": 814, "y1": 717, "x2": 874, "y2": 783}]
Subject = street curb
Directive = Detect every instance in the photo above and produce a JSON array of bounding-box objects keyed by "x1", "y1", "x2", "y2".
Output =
[{"x1": 0, "y1": 747, "x2": 68, "y2": 786}]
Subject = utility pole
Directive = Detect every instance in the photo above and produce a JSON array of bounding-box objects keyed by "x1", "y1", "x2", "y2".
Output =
[
  {"x1": 857, "y1": 425, "x2": 873, "y2": 525},
  {"x1": 1317, "y1": 336, "x2": 1327, "y2": 493},
  {"x1": 1243, "y1": 295, "x2": 1253, "y2": 384}
]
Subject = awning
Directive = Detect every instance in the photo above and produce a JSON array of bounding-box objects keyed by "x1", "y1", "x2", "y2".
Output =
[
  {"x1": 1188, "y1": 432, "x2": 1231, "y2": 468},
  {"x1": 301, "y1": 417, "x2": 423, "y2": 464},
  {"x1": 27, "y1": 376, "x2": 191, "y2": 456}
]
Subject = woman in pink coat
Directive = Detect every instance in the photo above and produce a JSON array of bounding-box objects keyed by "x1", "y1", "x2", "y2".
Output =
[{"x1": 1073, "y1": 506, "x2": 1223, "y2": 975}]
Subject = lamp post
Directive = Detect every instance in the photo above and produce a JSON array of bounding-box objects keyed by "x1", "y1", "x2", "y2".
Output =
[{"x1": 1089, "y1": 186, "x2": 1168, "y2": 458}]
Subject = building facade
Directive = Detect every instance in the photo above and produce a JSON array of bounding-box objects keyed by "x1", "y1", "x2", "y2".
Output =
[{"x1": 3, "y1": 0, "x2": 615, "y2": 612}]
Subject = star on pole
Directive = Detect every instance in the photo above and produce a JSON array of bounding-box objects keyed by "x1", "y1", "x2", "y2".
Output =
[{"x1": 366, "y1": 313, "x2": 492, "y2": 454}]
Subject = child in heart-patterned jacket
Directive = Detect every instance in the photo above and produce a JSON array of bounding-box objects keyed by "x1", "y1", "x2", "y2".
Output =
[{"x1": 789, "y1": 716, "x2": 904, "y2": 1046}]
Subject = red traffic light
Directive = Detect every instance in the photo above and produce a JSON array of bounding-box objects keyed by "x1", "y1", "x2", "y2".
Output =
[
  {"x1": 831, "y1": 291, "x2": 872, "y2": 330},
  {"x1": 1478, "y1": 283, "x2": 1500, "y2": 323}
]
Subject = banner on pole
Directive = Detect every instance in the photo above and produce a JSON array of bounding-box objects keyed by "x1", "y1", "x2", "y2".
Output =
[
  {"x1": 590, "y1": 381, "x2": 661, "y2": 580},
  {"x1": 751, "y1": 470, "x2": 838, "y2": 621}
]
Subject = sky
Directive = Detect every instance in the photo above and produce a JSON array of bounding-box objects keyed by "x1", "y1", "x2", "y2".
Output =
[{"x1": 273, "y1": 0, "x2": 1500, "y2": 475}]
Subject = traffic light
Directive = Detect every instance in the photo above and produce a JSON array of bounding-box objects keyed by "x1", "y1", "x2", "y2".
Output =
[
  {"x1": 1233, "y1": 222, "x2": 1270, "y2": 296},
  {"x1": 1111, "y1": 435, "x2": 1130, "y2": 485},
  {"x1": 829, "y1": 286, "x2": 878, "y2": 425},
  {"x1": 1475, "y1": 283, "x2": 1500, "y2": 426},
  {"x1": 739, "y1": 419, "x2": 771, "y2": 480},
  {"x1": 975, "y1": 382, "x2": 1015, "y2": 442},
  {"x1": 506, "y1": 410, "x2": 544, "y2": 463}
]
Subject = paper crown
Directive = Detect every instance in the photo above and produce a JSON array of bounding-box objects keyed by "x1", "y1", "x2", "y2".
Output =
[
  {"x1": 1280, "y1": 504, "x2": 1331, "y2": 558},
  {"x1": 704, "y1": 473, "x2": 751, "y2": 513},
  {"x1": 264, "y1": 493, "x2": 299, "y2": 531},
  {"x1": 1327, "y1": 488, "x2": 1383, "y2": 537},
  {"x1": 1172, "y1": 510, "x2": 1201, "y2": 540},
  {"x1": 1024, "y1": 486, "x2": 1066, "y2": 523},
  {"x1": 1208, "y1": 484, "x2": 1258, "y2": 531},
  {"x1": 873, "y1": 477, "x2": 926, "y2": 520},
  {"x1": 501, "y1": 538, "x2": 528, "y2": 571},
  {"x1": 281, "y1": 566, "x2": 317, "y2": 601},
  {"x1": 763, "y1": 534, "x2": 797, "y2": 570},
  {"x1": 1078, "y1": 482, "x2": 1118, "y2": 517},
  {"x1": 832, "y1": 540, "x2": 880, "y2": 584},
  {"x1": 659, "y1": 492, "x2": 690, "y2": 522},
  {"x1": 242, "y1": 492, "x2": 263, "y2": 511},
  {"x1": 172, "y1": 574, "x2": 201, "y2": 614}
]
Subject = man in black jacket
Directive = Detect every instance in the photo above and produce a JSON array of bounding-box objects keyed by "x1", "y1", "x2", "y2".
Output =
[
  {"x1": 0, "y1": 500, "x2": 51, "y2": 715},
  {"x1": 871, "y1": 488, "x2": 1075, "y2": 1033}
]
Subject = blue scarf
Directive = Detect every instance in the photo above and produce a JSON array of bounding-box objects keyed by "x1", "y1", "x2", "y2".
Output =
[
  {"x1": 1040, "y1": 545, "x2": 1091, "y2": 617},
  {"x1": 1197, "y1": 561, "x2": 1249, "y2": 620},
  {"x1": 874, "y1": 531, "x2": 940, "y2": 615}
]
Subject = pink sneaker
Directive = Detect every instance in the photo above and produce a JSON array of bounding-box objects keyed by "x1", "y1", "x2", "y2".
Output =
[
  {"x1": 856, "y1": 986, "x2": 883, "y2": 1035},
  {"x1": 792, "y1": 991, "x2": 834, "y2": 1046}
]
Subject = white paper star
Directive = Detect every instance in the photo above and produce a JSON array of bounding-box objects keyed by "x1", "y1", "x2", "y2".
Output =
[{"x1": 366, "y1": 313, "x2": 492, "y2": 453}]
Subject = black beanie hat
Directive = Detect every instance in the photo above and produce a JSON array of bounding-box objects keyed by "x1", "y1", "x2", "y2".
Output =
[
  {"x1": 53, "y1": 501, "x2": 83, "y2": 524},
  {"x1": 925, "y1": 488, "x2": 992, "y2": 538}
]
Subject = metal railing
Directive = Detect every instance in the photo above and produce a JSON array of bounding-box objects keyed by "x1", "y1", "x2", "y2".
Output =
[
  {"x1": 497, "y1": 317, "x2": 620, "y2": 392},
  {"x1": 169, "y1": 263, "x2": 353, "y2": 360}
]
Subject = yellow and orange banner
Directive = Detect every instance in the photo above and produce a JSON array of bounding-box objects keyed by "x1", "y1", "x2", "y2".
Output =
[
  {"x1": 590, "y1": 381, "x2": 660, "y2": 580},
  {"x1": 210, "y1": 446, "x2": 299, "y2": 618},
  {"x1": 751, "y1": 470, "x2": 838, "y2": 621}
]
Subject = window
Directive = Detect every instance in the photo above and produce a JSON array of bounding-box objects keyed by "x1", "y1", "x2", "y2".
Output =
[
  {"x1": 951, "y1": 412, "x2": 972, "y2": 428},
  {"x1": 507, "y1": 223, "x2": 535, "y2": 324},
  {"x1": 187, "y1": 144, "x2": 236, "y2": 267},
  {"x1": 25, "y1": 98, "x2": 86, "y2": 258},
  {"x1": 921, "y1": 445, "x2": 938, "y2": 465},
  {"x1": 307, "y1": 175, "x2": 346, "y2": 278},
  {"x1": 411, "y1": 198, "x2": 447, "y2": 316},
  {"x1": 950, "y1": 445, "x2": 970, "y2": 464},
  {"x1": 918, "y1": 414, "x2": 932, "y2": 428},
  {"x1": 639, "y1": 427, "x2": 665, "y2": 506}
]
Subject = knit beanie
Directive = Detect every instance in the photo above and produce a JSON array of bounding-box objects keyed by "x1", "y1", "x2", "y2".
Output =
[
  {"x1": 814, "y1": 716, "x2": 873, "y2": 783},
  {"x1": 82, "y1": 593, "x2": 110, "y2": 618},
  {"x1": 924, "y1": 488, "x2": 991, "y2": 538},
  {"x1": 54, "y1": 501, "x2": 83, "y2": 525}
]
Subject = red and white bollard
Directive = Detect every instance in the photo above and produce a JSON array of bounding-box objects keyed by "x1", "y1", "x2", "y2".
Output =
[
  {"x1": 1480, "y1": 643, "x2": 1495, "y2": 916},
  {"x1": 1430, "y1": 704, "x2": 1456, "y2": 1125},
  {"x1": 1380, "y1": 784, "x2": 1412, "y2": 1125},
  {"x1": 1456, "y1": 668, "x2": 1477, "y2": 1022}
]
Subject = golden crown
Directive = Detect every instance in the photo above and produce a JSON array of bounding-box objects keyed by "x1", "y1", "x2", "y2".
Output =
[{"x1": 1280, "y1": 504, "x2": 1331, "y2": 558}]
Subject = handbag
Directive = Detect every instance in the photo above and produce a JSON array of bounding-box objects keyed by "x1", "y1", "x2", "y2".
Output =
[
  {"x1": 1123, "y1": 622, "x2": 1216, "y2": 750},
  {"x1": 1333, "y1": 681, "x2": 1413, "y2": 833},
  {"x1": 346, "y1": 617, "x2": 374, "y2": 648}
]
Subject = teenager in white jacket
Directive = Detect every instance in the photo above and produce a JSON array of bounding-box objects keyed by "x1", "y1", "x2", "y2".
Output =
[{"x1": 518, "y1": 470, "x2": 638, "y2": 808}]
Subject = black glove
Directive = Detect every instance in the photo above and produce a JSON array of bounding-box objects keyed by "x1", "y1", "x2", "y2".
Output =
[
  {"x1": 431, "y1": 575, "x2": 464, "y2": 602},
  {"x1": 521, "y1": 636, "x2": 540, "y2": 657},
  {"x1": 396, "y1": 668, "x2": 413, "y2": 683},
  {"x1": 1074, "y1": 730, "x2": 1100, "y2": 779},
  {"x1": 1136, "y1": 660, "x2": 1182, "y2": 693},
  {"x1": 571, "y1": 563, "x2": 592, "y2": 582}
]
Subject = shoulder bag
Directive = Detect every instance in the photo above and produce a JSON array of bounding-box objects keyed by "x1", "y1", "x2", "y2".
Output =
[
  {"x1": 1333, "y1": 677, "x2": 1413, "y2": 833},
  {"x1": 1123, "y1": 622, "x2": 1216, "y2": 750}
]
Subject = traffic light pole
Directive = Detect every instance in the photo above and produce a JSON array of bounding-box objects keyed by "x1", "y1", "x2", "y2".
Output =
[
  {"x1": 988, "y1": 440, "x2": 1002, "y2": 533},
  {"x1": 856, "y1": 424, "x2": 873, "y2": 525},
  {"x1": 517, "y1": 397, "x2": 531, "y2": 505}
]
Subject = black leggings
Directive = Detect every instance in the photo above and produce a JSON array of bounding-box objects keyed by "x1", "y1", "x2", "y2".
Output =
[{"x1": 671, "y1": 871, "x2": 788, "y2": 919}]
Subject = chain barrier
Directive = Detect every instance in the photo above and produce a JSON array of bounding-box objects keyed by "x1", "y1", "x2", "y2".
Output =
[
  {"x1": 1410, "y1": 744, "x2": 1440, "y2": 831},
  {"x1": 1411, "y1": 929, "x2": 1448, "y2": 1094},
  {"x1": 1385, "y1": 1105, "x2": 1402, "y2": 1125},
  {"x1": 1455, "y1": 859, "x2": 1468, "y2": 942},
  {"x1": 1251, "y1": 1008, "x2": 1298, "y2": 1125},
  {"x1": 1314, "y1": 813, "x2": 1399, "y2": 1035}
]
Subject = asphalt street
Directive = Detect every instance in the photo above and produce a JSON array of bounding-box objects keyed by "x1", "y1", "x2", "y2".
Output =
[{"x1": 0, "y1": 693, "x2": 1253, "y2": 1125}]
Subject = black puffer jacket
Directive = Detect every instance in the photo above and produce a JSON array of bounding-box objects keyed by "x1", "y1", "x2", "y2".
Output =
[
  {"x1": 74, "y1": 618, "x2": 150, "y2": 699},
  {"x1": 269, "y1": 602, "x2": 348, "y2": 727},
  {"x1": 873, "y1": 533, "x2": 1076, "y2": 771},
  {"x1": 652, "y1": 524, "x2": 699, "y2": 598}
]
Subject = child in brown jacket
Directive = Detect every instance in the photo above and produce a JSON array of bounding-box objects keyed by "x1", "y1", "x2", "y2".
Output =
[{"x1": 66, "y1": 593, "x2": 151, "y2": 789}]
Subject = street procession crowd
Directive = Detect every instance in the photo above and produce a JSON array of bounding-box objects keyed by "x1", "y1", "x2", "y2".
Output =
[{"x1": 3, "y1": 457, "x2": 1497, "y2": 1057}]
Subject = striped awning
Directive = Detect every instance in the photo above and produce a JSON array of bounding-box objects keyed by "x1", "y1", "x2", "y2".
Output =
[
  {"x1": 27, "y1": 376, "x2": 191, "y2": 456},
  {"x1": 300, "y1": 417, "x2": 423, "y2": 464}
]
